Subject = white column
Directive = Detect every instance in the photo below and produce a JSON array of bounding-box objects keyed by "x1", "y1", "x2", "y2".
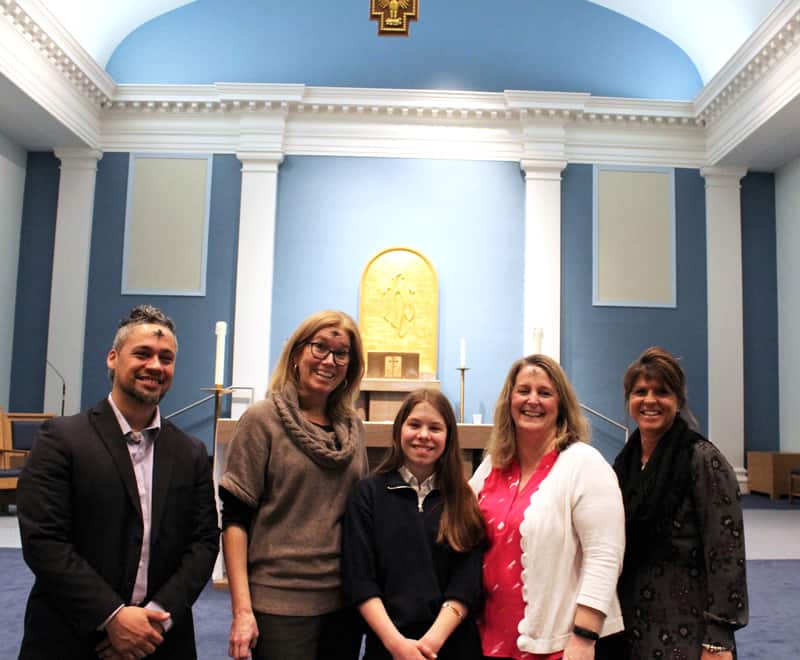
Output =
[
  {"x1": 521, "y1": 159, "x2": 567, "y2": 361},
  {"x1": 0, "y1": 134, "x2": 26, "y2": 410},
  {"x1": 701, "y1": 166, "x2": 747, "y2": 489},
  {"x1": 230, "y1": 154, "x2": 283, "y2": 419},
  {"x1": 45, "y1": 149, "x2": 102, "y2": 415}
]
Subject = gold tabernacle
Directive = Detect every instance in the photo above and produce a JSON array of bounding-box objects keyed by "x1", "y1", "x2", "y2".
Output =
[{"x1": 359, "y1": 247, "x2": 438, "y2": 380}]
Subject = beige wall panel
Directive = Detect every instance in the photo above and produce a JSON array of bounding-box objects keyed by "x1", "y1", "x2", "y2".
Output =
[
  {"x1": 595, "y1": 168, "x2": 674, "y2": 307},
  {"x1": 124, "y1": 156, "x2": 210, "y2": 294}
]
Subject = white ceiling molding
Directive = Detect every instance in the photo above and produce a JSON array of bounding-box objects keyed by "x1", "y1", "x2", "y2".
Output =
[
  {"x1": 105, "y1": 83, "x2": 700, "y2": 125},
  {"x1": 0, "y1": 2, "x2": 102, "y2": 147},
  {"x1": 566, "y1": 126, "x2": 707, "y2": 168},
  {"x1": 99, "y1": 84, "x2": 705, "y2": 167},
  {"x1": 4, "y1": 0, "x2": 113, "y2": 103},
  {"x1": 691, "y1": 1, "x2": 800, "y2": 167},
  {"x1": 2, "y1": 0, "x2": 797, "y2": 170},
  {"x1": 705, "y1": 44, "x2": 800, "y2": 165},
  {"x1": 696, "y1": 1, "x2": 800, "y2": 124}
]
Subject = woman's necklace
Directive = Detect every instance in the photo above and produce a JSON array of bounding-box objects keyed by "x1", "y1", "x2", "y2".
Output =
[{"x1": 640, "y1": 436, "x2": 658, "y2": 471}]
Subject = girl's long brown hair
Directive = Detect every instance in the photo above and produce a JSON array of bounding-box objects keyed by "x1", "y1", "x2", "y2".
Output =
[{"x1": 377, "y1": 389, "x2": 484, "y2": 552}]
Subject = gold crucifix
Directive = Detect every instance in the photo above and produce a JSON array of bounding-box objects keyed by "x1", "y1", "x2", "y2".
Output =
[{"x1": 370, "y1": 0, "x2": 419, "y2": 36}]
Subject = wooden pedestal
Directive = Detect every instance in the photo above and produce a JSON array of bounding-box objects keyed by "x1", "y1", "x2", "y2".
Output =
[{"x1": 747, "y1": 451, "x2": 800, "y2": 500}]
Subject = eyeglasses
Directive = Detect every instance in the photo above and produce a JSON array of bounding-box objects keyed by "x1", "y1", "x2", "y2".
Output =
[{"x1": 307, "y1": 341, "x2": 351, "y2": 366}]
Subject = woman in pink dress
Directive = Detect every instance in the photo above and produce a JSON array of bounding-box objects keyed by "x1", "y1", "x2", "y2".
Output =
[{"x1": 470, "y1": 355, "x2": 625, "y2": 660}]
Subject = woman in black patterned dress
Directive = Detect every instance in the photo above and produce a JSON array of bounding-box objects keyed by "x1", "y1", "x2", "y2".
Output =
[{"x1": 613, "y1": 347, "x2": 748, "y2": 660}]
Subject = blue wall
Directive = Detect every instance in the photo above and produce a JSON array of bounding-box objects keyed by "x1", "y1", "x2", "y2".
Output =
[
  {"x1": 272, "y1": 156, "x2": 525, "y2": 421},
  {"x1": 80, "y1": 153, "x2": 241, "y2": 450},
  {"x1": 10, "y1": 152, "x2": 60, "y2": 412},
  {"x1": 108, "y1": 0, "x2": 701, "y2": 100},
  {"x1": 560, "y1": 165, "x2": 709, "y2": 462},
  {"x1": 741, "y1": 172, "x2": 779, "y2": 455},
  {"x1": 9, "y1": 154, "x2": 780, "y2": 462}
]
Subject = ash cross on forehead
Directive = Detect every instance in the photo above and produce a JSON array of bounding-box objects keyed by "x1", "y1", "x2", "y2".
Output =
[{"x1": 153, "y1": 328, "x2": 165, "y2": 338}]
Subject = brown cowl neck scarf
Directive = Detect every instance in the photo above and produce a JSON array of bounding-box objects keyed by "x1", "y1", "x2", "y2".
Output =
[
  {"x1": 613, "y1": 415, "x2": 703, "y2": 565},
  {"x1": 271, "y1": 383, "x2": 359, "y2": 470}
]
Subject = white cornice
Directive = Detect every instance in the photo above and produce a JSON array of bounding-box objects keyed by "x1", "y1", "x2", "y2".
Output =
[
  {"x1": 99, "y1": 114, "x2": 242, "y2": 154},
  {"x1": 566, "y1": 125, "x2": 707, "y2": 168},
  {"x1": 0, "y1": 3, "x2": 101, "y2": 147},
  {"x1": 301, "y1": 86, "x2": 505, "y2": 110},
  {"x1": 105, "y1": 83, "x2": 700, "y2": 127},
  {"x1": 99, "y1": 85, "x2": 705, "y2": 166},
  {"x1": 705, "y1": 44, "x2": 800, "y2": 165},
  {"x1": 284, "y1": 119, "x2": 523, "y2": 162},
  {"x1": 695, "y1": 0, "x2": 800, "y2": 123},
  {"x1": 4, "y1": 0, "x2": 114, "y2": 103},
  {"x1": 4, "y1": 0, "x2": 799, "y2": 171}
]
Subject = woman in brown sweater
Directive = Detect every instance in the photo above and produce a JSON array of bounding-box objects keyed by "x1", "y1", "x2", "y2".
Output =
[{"x1": 220, "y1": 310, "x2": 368, "y2": 660}]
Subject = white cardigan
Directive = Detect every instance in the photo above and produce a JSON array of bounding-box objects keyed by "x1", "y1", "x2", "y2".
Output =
[{"x1": 470, "y1": 441, "x2": 625, "y2": 654}]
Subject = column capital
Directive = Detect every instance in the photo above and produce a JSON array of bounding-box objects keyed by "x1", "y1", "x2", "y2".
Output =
[
  {"x1": 700, "y1": 166, "x2": 747, "y2": 189},
  {"x1": 520, "y1": 159, "x2": 567, "y2": 181},
  {"x1": 53, "y1": 148, "x2": 103, "y2": 171},
  {"x1": 236, "y1": 152, "x2": 284, "y2": 173}
]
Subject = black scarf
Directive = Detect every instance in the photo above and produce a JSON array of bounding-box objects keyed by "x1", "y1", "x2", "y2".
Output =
[{"x1": 613, "y1": 416, "x2": 702, "y2": 565}]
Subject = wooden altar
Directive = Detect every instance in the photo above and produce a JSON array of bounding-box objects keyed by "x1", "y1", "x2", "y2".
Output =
[
  {"x1": 211, "y1": 417, "x2": 490, "y2": 588},
  {"x1": 356, "y1": 377, "x2": 441, "y2": 421}
]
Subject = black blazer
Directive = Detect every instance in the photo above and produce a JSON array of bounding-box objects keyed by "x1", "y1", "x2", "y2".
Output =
[{"x1": 17, "y1": 399, "x2": 220, "y2": 659}]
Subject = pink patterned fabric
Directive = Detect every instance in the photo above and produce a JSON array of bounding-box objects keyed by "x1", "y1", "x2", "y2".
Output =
[{"x1": 477, "y1": 450, "x2": 561, "y2": 660}]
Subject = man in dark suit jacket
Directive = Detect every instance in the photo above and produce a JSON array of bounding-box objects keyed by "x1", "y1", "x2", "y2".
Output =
[{"x1": 17, "y1": 305, "x2": 219, "y2": 659}]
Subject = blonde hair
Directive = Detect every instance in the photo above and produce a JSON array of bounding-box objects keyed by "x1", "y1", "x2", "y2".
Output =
[
  {"x1": 269, "y1": 310, "x2": 364, "y2": 422},
  {"x1": 487, "y1": 354, "x2": 590, "y2": 469}
]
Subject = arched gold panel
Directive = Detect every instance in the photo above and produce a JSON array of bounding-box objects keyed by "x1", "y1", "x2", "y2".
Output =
[{"x1": 359, "y1": 247, "x2": 438, "y2": 379}]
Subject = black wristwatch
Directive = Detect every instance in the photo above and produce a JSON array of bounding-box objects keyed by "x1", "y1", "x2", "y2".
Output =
[{"x1": 572, "y1": 625, "x2": 600, "y2": 641}]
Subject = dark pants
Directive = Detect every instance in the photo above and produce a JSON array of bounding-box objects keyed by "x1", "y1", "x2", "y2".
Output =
[{"x1": 253, "y1": 608, "x2": 363, "y2": 660}]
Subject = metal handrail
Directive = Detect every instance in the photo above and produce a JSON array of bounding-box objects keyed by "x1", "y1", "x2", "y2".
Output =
[
  {"x1": 580, "y1": 403, "x2": 629, "y2": 443},
  {"x1": 165, "y1": 386, "x2": 254, "y2": 420},
  {"x1": 165, "y1": 394, "x2": 215, "y2": 419}
]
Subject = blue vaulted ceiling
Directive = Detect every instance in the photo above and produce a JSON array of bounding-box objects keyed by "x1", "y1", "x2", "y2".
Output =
[{"x1": 107, "y1": 0, "x2": 703, "y2": 100}]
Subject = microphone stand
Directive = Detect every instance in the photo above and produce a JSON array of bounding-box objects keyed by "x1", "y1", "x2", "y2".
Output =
[{"x1": 46, "y1": 360, "x2": 66, "y2": 416}]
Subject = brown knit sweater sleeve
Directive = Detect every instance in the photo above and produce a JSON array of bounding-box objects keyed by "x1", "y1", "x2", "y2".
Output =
[{"x1": 220, "y1": 399, "x2": 275, "y2": 509}]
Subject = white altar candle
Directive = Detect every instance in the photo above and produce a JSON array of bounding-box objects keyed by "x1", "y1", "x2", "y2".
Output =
[
  {"x1": 459, "y1": 337, "x2": 467, "y2": 368},
  {"x1": 533, "y1": 327, "x2": 543, "y2": 354},
  {"x1": 214, "y1": 321, "x2": 227, "y2": 386}
]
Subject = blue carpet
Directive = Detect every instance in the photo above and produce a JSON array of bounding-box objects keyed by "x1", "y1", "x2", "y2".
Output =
[
  {"x1": 0, "y1": 549, "x2": 796, "y2": 659},
  {"x1": 742, "y1": 493, "x2": 800, "y2": 510}
]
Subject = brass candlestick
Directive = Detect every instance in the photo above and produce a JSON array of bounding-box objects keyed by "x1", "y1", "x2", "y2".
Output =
[{"x1": 457, "y1": 367, "x2": 470, "y2": 423}]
